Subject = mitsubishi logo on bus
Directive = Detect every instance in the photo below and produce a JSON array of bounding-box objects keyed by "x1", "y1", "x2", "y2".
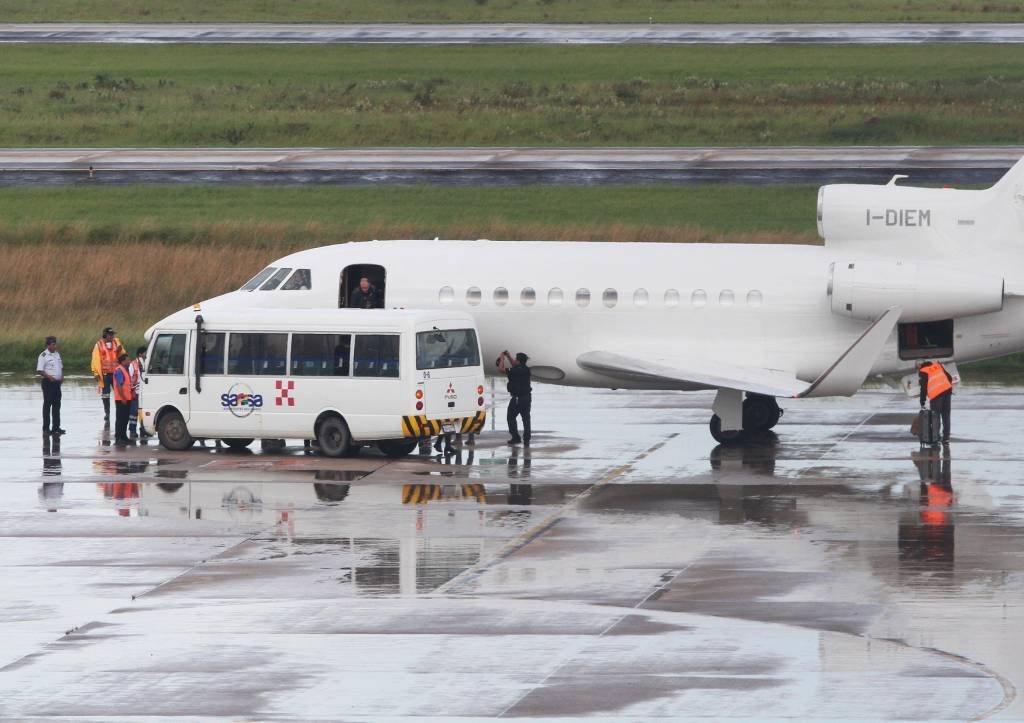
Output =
[
  {"x1": 221, "y1": 383, "x2": 263, "y2": 417},
  {"x1": 444, "y1": 381, "x2": 457, "y2": 401}
]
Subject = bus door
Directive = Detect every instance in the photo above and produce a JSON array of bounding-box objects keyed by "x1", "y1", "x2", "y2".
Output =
[
  {"x1": 144, "y1": 330, "x2": 191, "y2": 422},
  {"x1": 188, "y1": 330, "x2": 238, "y2": 437}
]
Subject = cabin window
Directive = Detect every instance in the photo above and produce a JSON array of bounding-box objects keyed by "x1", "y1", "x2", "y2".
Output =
[
  {"x1": 340, "y1": 264, "x2": 386, "y2": 309},
  {"x1": 898, "y1": 320, "x2": 954, "y2": 361},
  {"x1": 493, "y1": 287, "x2": 509, "y2": 306},
  {"x1": 199, "y1": 332, "x2": 225, "y2": 375},
  {"x1": 548, "y1": 287, "x2": 564, "y2": 306},
  {"x1": 692, "y1": 289, "x2": 707, "y2": 308},
  {"x1": 466, "y1": 287, "x2": 482, "y2": 306},
  {"x1": 353, "y1": 334, "x2": 400, "y2": 378},
  {"x1": 747, "y1": 290, "x2": 764, "y2": 308},
  {"x1": 260, "y1": 267, "x2": 292, "y2": 291},
  {"x1": 439, "y1": 286, "x2": 455, "y2": 305},
  {"x1": 602, "y1": 288, "x2": 618, "y2": 308},
  {"x1": 521, "y1": 287, "x2": 536, "y2": 306},
  {"x1": 227, "y1": 333, "x2": 288, "y2": 376},
  {"x1": 575, "y1": 288, "x2": 591, "y2": 307},
  {"x1": 633, "y1": 288, "x2": 649, "y2": 307},
  {"x1": 240, "y1": 267, "x2": 276, "y2": 292},
  {"x1": 291, "y1": 334, "x2": 352, "y2": 377},
  {"x1": 664, "y1": 289, "x2": 680, "y2": 308},
  {"x1": 281, "y1": 269, "x2": 312, "y2": 291},
  {"x1": 719, "y1": 289, "x2": 735, "y2": 307},
  {"x1": 148, "y1": 333, "x2": 186, "y2": 375}
]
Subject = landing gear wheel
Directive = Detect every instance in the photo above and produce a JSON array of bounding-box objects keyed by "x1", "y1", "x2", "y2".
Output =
[
  {"x1": 223, "y1": 438, "x2": 254, "y2": 450},
  {"x1": 377, "y1": 439, "x2": 418, "y2": 458},
  {"x1": 709, "y1": 414, "x2": 742, "y2": 444},
  {"x1": 743, "y1": 394, "x2": 782, "y2": 432},
  {"x1": 316, "y1": 416, "x2": 351, "y2": 458},
  {"x1": 157, "y1": 410, "x2": 194, "y2": 451}
]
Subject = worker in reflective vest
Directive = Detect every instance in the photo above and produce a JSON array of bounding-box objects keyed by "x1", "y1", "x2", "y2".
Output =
[
  {"x1": 918, "y1": 360, "x2": 954, "y2": 444},
  {"x1": 90, "y1": 326, "x2": 124, "y2": 424},
  {"x1": 111, "y1": 354, "x2": 136, "y2": 445}
]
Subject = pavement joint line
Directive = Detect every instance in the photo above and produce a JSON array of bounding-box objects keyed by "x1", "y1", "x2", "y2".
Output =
[{"x1": 432, "y1": 432, "x2": 679, "y2": 597}]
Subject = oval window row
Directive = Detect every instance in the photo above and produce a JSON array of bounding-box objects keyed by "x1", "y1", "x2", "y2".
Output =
[{"x1": 440, "y1": 287, "x2": 764, "y2": 309}]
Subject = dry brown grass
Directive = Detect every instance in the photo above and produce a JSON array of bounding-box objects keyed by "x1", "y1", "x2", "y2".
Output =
[{"x1": 1, "y1": 225, "x2": 818, "y2": 371}]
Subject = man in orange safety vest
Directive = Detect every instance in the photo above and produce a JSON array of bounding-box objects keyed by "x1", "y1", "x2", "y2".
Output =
[
  {"x1": 90, "y1": 326, "x2": 125, "y2": 424},
  {"x1": 111, "y1": 353, "x2": 136, "y2": 444},
  {"x1": 918, "y1": 360, "x2": 954, "y2": 444}
]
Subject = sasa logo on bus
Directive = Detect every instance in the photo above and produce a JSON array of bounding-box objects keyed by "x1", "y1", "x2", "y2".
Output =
[{"x1": 220, "y1": 383, "x2": 264, "y2": 418}]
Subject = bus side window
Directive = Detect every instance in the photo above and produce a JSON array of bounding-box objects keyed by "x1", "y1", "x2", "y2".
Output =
[
  {"x1": 148, "y1": 334, "x2": 186, "y2": 375},
  {"x1": 354, "y1": 334, "x2": 400, "y2": 378},
  {"x1": 200, "y1": 332, "x2": 225, "y2": 375},
  {"x1": 292, "y1": 333, "x2": 351, "y2": 377},
  {"x1": 228, "y1": 333, "x2": 288, "y2": 376}
]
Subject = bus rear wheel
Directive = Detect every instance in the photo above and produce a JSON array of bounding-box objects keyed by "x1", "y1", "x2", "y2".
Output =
[
  {"x1": 223, "y1": 438, "x2": 254, "y2": 450},
  {"x1": 158, "y1": 410, "x2": 194, "y2": 451},
  {"x1": 316, "y1": 416, "x2": 352, "y2": 458},
  {"x1": 377, "y1": 439, "x2": 418, "y2": 458}
]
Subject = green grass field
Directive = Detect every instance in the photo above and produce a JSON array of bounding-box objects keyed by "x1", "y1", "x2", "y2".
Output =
[
  {"x1": 3, "y1": 0, "x2": 1023, "y2": 23},
  {"x1": 1, "y1": 44, "x2": 1023, "y2": 147}
]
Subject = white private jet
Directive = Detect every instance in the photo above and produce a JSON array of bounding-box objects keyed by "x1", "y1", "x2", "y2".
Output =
[{"x1": 189, "y1": 157, "x2": 1024, "y2": 442}]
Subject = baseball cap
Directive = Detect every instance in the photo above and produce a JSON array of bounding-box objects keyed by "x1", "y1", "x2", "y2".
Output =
[
  {"x1": 45, "y1": 335, "x2": 57, "y2": 344},
  {"x1": 103, "y1": 326, "x2": 116, "y2": 335},
  {"x1": 515, "y1": 352, "x2": 529, "y2": 363}
]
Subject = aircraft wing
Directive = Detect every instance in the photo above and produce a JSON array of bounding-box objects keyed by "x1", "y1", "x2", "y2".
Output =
[{"x1": 577, "y1": 306, "x2": 901, "y2": 399}]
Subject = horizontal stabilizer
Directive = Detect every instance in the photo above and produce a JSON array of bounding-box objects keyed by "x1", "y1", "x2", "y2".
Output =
[{"x1": 577, "y1": 306, "x2": 901, "y2": 399}]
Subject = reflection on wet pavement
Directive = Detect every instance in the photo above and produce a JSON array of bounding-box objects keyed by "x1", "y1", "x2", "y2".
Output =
[{"x1": 2, "y1": 380, "x2": 1024, "y2": 717}]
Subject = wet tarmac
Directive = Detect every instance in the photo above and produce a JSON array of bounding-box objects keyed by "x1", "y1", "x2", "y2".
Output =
[
  {"x1": 1, "y1": 145, "x2": 1019, "y2": 187},
  {"x1": 2, "y1": 378, "x2": 1024, "y2": 718},
  {"x1": 3, "y1": 22, "x2": 1024, "y2": 45}
]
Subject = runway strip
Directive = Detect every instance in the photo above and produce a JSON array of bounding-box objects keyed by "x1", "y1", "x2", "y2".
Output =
[
  {"x1": 1, "y1": 146, "x2": 1020, "y2": 186},
  {"x1": 2, "y1": 22, "x2": 1024, "y2": 44}
]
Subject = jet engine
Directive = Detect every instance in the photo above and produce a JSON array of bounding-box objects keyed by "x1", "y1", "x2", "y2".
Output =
[{"x1": 828, "y1": 258, "x2": 1004, "y2": 322}]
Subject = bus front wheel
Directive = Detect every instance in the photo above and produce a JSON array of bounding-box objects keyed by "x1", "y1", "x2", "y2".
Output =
[
  {"x1": 317, "y1": 416, "x2": 352, "y2": 458},
  {"x1": 158, "y1": 410, "x2": 194, "y2": 451}
]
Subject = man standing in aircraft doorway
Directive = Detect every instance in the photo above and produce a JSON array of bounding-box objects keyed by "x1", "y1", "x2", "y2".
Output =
[
  {"x1": 90, "y1": 326, "x2": 124, "y2": 424},
  {"x1": 497, "y1": 351, "x2": 532, "y2": 446},
  {"x1": 349, "y1": 277, "x2": 382, "y2": 309},
  {"x1": 919, "y1": 359, "x2": 954, "y2": 444}
]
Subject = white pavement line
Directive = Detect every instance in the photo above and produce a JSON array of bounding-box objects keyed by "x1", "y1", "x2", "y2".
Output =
[{"x1": 433, "y1": 432, "x2": 679, "y2": 596}]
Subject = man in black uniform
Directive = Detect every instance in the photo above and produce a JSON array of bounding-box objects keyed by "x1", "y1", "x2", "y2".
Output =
[
  {"x1": 349, "y1": 276, "x2": 382, "y2": 309},
  {"x1": 498, "y1": 350, "x2": 531, "y2": 446}
]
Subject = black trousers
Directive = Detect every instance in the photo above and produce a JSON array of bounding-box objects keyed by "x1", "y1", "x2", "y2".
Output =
[
  {"x1": 101, "y1": 373, "x2": 113, "y2": 418},
  {"x1": 931, "y1": 391, "x2": 952, "y2": 441},
  {"x1": 507, "y1": 394, "x2": 532, "y2": 442},
  {"x1": 41, "y1": 379, "x2": 62, "y2": 432},
  {"x1": 115, "y1": 400, "x2": 131, "y2": 441}
]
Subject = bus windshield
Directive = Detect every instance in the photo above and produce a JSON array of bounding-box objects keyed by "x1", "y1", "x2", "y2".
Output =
[{"x1": 416, "y1": 329, "x2": 480, "y2": 370}]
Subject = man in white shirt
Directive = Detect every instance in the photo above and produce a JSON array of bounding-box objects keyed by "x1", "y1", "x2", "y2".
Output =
[{"x1": 36, "y1": 335, "x2": 65, "y2": 436}]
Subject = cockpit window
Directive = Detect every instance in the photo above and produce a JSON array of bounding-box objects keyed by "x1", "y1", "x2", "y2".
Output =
[
  {"x1": 240, "y1": 267, "x2": 276, "y2": 291},
  {"x1": 260, "y1": 267, "x2": 293, "y2": 291},
  {"x1": 281, "y1": 269, "x2": 312, "y2": 291}
]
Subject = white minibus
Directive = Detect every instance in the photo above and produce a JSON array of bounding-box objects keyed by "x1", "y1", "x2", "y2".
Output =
[{"x1": 139, "y1": 307, "x2": 486, "y2": 457}]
